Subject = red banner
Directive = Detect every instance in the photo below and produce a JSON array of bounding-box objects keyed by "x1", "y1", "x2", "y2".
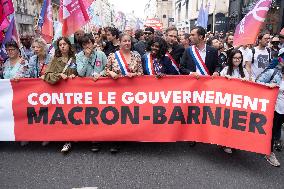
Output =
[
  {"x1": 0, "y1": 76, "x2": 279, "y2": 155},
  {"x1": 145, "y1": 18, "x2": 163, "y2": 31},
  {"x1": 233, "y1": 0, "x2": 272, "y2": 46}
]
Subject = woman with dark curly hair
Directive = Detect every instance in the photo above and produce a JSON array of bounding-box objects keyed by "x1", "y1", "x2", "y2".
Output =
[
  {"x1": 142, "y1": 37, "x2": 180, "y2": 76},
  {"x1": 43, "y1": 37, "x2": 77, "y2": 85},
  {"x1": 43, "y1": 37, "x2": 77, "y2": 153}
]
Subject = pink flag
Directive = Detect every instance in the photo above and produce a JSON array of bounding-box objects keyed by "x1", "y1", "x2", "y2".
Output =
[
  {"x1": 59, "y1": 0, "x2": 94, "y2": 37},
  {"x1": 0, "y1": 18, "x2": 9, "y2": 42},
  {"x1": 0, "y1": 0, "x2": 14, "y2": 24},
  {"x1": 233, "y1": 0, "x2": 272, "y2": 46},
  {"x1": 0, "y1": 18, "x2": 9, "y2": 31}
]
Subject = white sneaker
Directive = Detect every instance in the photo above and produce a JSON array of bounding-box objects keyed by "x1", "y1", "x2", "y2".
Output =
[
  {"x1": 61, "y1": 142, "x2": 71, "y2": 153},
  {"x1": 223, "y1": 147, "x2": 233, "y2": 154},
  {"x1": 41, "y1": 141, "x2": 50, "y2": 147},
  {"x1": 20, "y1": 141, "x2": 29, "y2": 146},
  {"x1": 265, "y1": 152, "x2": 280, "y2": 167}
]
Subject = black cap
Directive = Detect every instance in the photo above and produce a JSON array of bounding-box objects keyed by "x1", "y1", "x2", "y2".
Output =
[{"x1": 145, "y1": 27, "x2": 154, "y2": 34}]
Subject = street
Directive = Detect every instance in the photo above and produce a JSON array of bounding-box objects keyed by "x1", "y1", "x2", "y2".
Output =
[{"x1": 0, "y1": 140, "x2": 283, "y2": 189}]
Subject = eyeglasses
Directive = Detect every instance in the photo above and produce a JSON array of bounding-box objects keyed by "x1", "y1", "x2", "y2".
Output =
[{"x1": 233, "y1": 57, "x2": 242, "y2": 61}]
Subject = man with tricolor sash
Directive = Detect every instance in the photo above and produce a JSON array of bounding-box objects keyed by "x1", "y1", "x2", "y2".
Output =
[{"x1": 180, "y1": 26, "x2": 221, "y2": 77}]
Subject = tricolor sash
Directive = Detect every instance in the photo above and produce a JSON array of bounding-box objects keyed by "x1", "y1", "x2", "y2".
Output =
[
  {"x1": 115, "y1": 51, "x2": 129, "y2": 76},
  {"x1": 188, "y1": 46, "x2": 210, "y2": 75},
  {"x1": 165, "y1": 52, "x2": 180, "y2": 74},
  {"x1": 145, "y1": 53, "x2": 155, "y2": 75}
]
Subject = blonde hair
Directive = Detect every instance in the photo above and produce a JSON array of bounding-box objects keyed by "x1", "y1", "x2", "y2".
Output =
[{"x1": 32, "y1": 38, "x2": 48, "y2": 53}]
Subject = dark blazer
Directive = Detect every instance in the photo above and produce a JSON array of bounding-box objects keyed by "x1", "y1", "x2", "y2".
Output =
[
  {"x1": 169, "y1": 44, "x2": 185, "y2": 66},
  {"x1": 180, "y1": 45, "x2": 221, "y2": 75}
]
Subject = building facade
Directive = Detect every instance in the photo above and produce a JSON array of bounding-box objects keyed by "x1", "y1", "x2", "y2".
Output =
[
  {"x1": 174, "y1": 0, "x2": 229, "y2": 33},
  {"x1": 12, "y1": 0, "x2": 59, "y2": 34},
  {"x1": 144, "y1": 0, "x2": 158, "y2": 19}
]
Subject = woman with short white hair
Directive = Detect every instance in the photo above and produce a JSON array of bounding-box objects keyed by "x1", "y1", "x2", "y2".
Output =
[{"x1": 28, "y1": 38, "x2": 52, "y2": 78}]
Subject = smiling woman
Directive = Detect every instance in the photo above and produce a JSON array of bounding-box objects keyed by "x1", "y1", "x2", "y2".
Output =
[{"x1": 105, "y1": 33, "x2": 143, "y2": 79}]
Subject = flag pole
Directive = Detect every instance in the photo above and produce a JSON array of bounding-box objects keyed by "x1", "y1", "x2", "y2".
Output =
[
  {"x1": 10, "y1": 2, "x2": 20, "y2": 46},
  {"x1": 212, "y1": 0, "x2": 216, "y2": 32}
]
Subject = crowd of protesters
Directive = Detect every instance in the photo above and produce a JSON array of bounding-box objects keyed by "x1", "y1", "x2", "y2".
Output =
[{"x1": 0, "y1": 25, "x2": 284, "y2": 167}]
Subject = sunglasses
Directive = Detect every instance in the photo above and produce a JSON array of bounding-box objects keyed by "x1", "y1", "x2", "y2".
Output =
[{"x1": 144, "y1": 32, "x2": 153, "y2": 35}]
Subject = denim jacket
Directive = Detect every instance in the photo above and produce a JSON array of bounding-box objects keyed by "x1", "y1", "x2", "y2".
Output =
[
  {"x1": 76, "y1": 50, "x2": 107, "y2": 77},
  {"x1": 256, "y1": 67, "x2": 282, "y2": 86},
  {"x1": 28, "y1": 54, "x2": 52, "y2": 78}
]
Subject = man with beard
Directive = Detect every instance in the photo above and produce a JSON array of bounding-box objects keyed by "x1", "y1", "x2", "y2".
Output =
[
  {"x1": 180, "y1": 26, "x2": 220, "y2": 77},
  {"x1": 247, "y1": 32, "x2": 271, "y2": 79},
  {"x1": 134, "y1": 27, "x2": 154, "y2": 57},
  {"x1": 165, "y1": 26, "x2": 184, "y2": 68},
  {"x1": 180, "y1": 26, "x2": 221, "y2": 147},
  {"x1": 207, "y1": 37, "x2": 227, "y2": 68}
]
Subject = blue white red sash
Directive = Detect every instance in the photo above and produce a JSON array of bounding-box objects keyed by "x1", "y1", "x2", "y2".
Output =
[
  {"x1": 188, "y1": 45, "x2": 209, "y2": 75},
  {"x1": 145, "y1": 53, "x2": 155, "y2": 75},
  {"x1": 114, "y1": 51, "x2": 129, "y2": 76},
  {"x1": 165, "y1": 52, "x2": 180, "y2": 74}
]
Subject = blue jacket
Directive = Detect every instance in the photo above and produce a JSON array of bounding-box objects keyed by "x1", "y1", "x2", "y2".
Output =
[{"x1": 256, "y1": 67, "x2": 282, "y2": 86}]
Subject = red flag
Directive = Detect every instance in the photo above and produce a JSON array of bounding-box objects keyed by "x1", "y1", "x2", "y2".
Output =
[
  {"x1": 41, "y1": 0, "x2": 53, "y2": 43},
  {"x1": 59, "y1": 0, "x2": 94, "y2": 37},
  {"x1": 233, "y1": 0, "x2": 272, "y2": 46},
  {"x1": 0, "y1": 0, "x2": 14, "y2": 24}
]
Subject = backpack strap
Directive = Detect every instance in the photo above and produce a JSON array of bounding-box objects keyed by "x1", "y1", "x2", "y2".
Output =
[
  {"x1": 269, "y1": 68, "x2": 278, "y2": 83},
  {"x1": 255, "y1": 68, "x2": 278, "y2": 82},
  {"x1": 266, "y1": 47, "x2": 271, "y2": 63},
  {"x1": 251, "y1": 47, "x2": 255, "y2": 64}
]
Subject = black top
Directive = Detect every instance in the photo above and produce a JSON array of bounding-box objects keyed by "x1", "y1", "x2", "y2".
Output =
[
  {"x1": 169, "y1": 44, "x2": 185, "y2": 66},
  {"x1": 103, "y1": 41, "x2": 120, "y2": 57}
]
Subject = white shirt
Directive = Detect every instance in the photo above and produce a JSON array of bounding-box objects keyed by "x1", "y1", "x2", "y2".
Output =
[
  {"x1": 196, "y1": 46, "x2": 206, "y2": 63},
  {"x1": 276, "y1": 80, "x2": 284, "y2": 114},
  {"x1": 220, "y1": 66, "x2": 250, "y2": 80},
  {"x1": 195, "y1": 45, "x2": 207, "y2": 75},
  {"x1": 250, "y1": 47, "x2": 270, "y2": 79},
  {"x1": 239, "y1": 46, "x2": 252, "y2": 67}
]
